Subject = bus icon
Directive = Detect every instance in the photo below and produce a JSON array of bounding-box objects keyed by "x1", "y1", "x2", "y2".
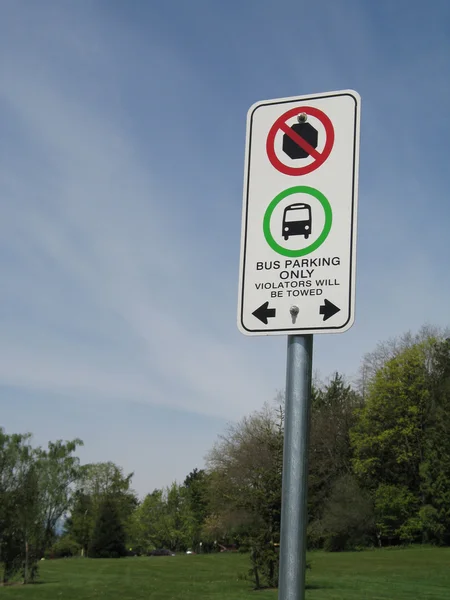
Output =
[{"x1": 282, "y1": 203, "x2": 312, "y2": 240}]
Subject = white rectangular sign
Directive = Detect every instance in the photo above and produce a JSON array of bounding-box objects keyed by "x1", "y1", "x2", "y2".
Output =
[{"x1": 238, "y1": 90, "x2": 361, "y2": 336}]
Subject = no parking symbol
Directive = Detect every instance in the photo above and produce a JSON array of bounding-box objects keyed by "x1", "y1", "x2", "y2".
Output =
[{"x1": 266, "y1": 105, "x2": 335, "y2": 176}]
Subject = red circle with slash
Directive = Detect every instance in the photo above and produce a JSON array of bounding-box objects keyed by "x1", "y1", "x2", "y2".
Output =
[{"x1": 266, "y1": 105, "x2": 335, "y2": 176}]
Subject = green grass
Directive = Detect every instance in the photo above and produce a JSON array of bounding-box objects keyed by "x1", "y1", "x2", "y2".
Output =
[{"x1": 1, "y1": 547, "x2": 450, "y2": 599}]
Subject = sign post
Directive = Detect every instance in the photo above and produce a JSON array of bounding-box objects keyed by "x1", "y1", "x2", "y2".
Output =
[
  {"x1": 237, "y1": 90, "x2": 361, "y2": 600},
  {"x1": 279, "y1": 334, "x2": 313, "y2": 600}
]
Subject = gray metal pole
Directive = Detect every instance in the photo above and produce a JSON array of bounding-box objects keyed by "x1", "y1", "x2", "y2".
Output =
[{"x1": 278, "y1": 334, "x2": 313, "y2": 600}]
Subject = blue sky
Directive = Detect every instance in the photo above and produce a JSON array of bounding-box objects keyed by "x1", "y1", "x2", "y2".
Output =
[{"x1": 1, "y1": 0, "x2": 449, "y2": 497}]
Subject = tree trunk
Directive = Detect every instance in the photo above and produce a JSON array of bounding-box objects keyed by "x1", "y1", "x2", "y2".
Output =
[
  {"x1": 24, "y1": 537, "x2": 29, "y2": 584},
  {"x1": 250, "y1": 547, "x2": 261, "y2": 589}
]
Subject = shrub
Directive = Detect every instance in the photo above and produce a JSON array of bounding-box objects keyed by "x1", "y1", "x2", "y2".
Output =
[
  {"x1": 49, "y1": 535, "x2": 81, "y2": 558},
  {"x1": 320, "y1": 475, "x2": 375, "y2": 551}
]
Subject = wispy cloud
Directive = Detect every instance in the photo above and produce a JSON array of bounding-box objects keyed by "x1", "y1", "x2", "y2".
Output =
[{"x1": 0, "y1": 8, "x2": 282, "y2": 422}]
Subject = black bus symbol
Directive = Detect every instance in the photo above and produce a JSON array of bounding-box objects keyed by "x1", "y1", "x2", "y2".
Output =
[{"x1": 282, "y1": 203, "x2": 312, "y2": 240}]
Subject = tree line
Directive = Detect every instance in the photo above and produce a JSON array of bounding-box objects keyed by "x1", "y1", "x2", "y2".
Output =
[{"x1": 1, "y1": 326, "x2": 450, "y2": 589}]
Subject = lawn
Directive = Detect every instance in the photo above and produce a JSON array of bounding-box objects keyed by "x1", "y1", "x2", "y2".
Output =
[{"x1": 1, "y1": 547, "x2": 450, "y2": 599}]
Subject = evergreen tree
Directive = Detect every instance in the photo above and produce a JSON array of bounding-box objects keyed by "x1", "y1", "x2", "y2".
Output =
[
  {"x1": 183, "y1": 469, "x2": 210, "y2": 548},
  {"x1": 89, "y1": 497, "x2": 127, "y2": 558},
  {"x1": 309, "y1": 373, "x2": 360, "y2": 523}
]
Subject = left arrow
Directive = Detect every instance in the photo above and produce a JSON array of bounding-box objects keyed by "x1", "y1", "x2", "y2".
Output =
[{"x1": 252, "y1": 301, "x2": 276, "y2": 324}]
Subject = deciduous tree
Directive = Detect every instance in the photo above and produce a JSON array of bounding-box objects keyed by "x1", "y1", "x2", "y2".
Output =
[{"x1": 206, "y1": 403, "x2": 283, "y2": 588}]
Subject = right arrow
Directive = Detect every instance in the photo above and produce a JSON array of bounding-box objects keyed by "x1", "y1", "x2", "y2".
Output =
[
  {"x1": 252, "y1": 301, "x2": 276, "y2": 324},
  {"x1": 319, "y1": 299, "x2": 340, "y2": 321}
]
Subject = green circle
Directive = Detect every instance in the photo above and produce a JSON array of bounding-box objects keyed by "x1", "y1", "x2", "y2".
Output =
[{"x1": 263, "y1": 186, "x2": 332, "y2": 257}]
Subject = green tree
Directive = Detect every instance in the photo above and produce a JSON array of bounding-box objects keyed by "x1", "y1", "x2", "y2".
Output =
[
  {"x1": 165, "y1": 482, "x2": 196, "y2": 550},
  {"x1": 67, "y1": 462, "x2": 137, "y2": 555},
  {"x1": 373, "y1": 484, "x2": 417, "y2": 545},
  {"x1": 79, "y1": 462, "x2": 134, "y2": 498},
  {"x1": 35, "y1": 438, "x2": 84, "y2": 554},
  {"x1": 183, "y1": 468, "x2": 211, "y2": 549},
  {"x1": 351, "y1": 335, "x2": 450, "y2": 546},
  {"x1": 308, "y1": 373, "x2": 360, "y2": 525},
  {"x1": 130, "y1": 489, "x2": 166, "y2": 554},
  {"x1": 419, "y1": 337, "x2": 450, "y2": 544},
  {"x1": 16, "y1": 460, "x2": 41, "y2": 583},
  {"x1": 351, "y1": 342, "x2": 431, "y2": 492},
  {"x1": 0, "y1": 430, "x2": 41, "y2": 583},
  {"x1": 130, "y1": 484, "x2": 196, "y2": 553},
  {"x1": 206, "y1": 403, "x2": 283, "y2": 589},
  {"x1": 356, "y1": 325, "x2": 449, "y2": 398},
  {"x1": 64, "y1": 492, "x2": 94, "y2": 556},
  {"x1": 89, "y1": 497, "x2": 127, "y2": 558}
]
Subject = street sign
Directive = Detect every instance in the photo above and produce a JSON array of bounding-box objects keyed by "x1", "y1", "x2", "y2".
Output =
[{"x1": 238, "y1": 90, "x2": 361, "y2": 336}]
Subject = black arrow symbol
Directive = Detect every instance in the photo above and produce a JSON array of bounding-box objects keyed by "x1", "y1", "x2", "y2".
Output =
[
  {"x1": 252, "y1": 301, "x2": 276, "y2": 324},
  {"x1": 319, "y1": 299, "x2": 341, "y2": 321}
]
